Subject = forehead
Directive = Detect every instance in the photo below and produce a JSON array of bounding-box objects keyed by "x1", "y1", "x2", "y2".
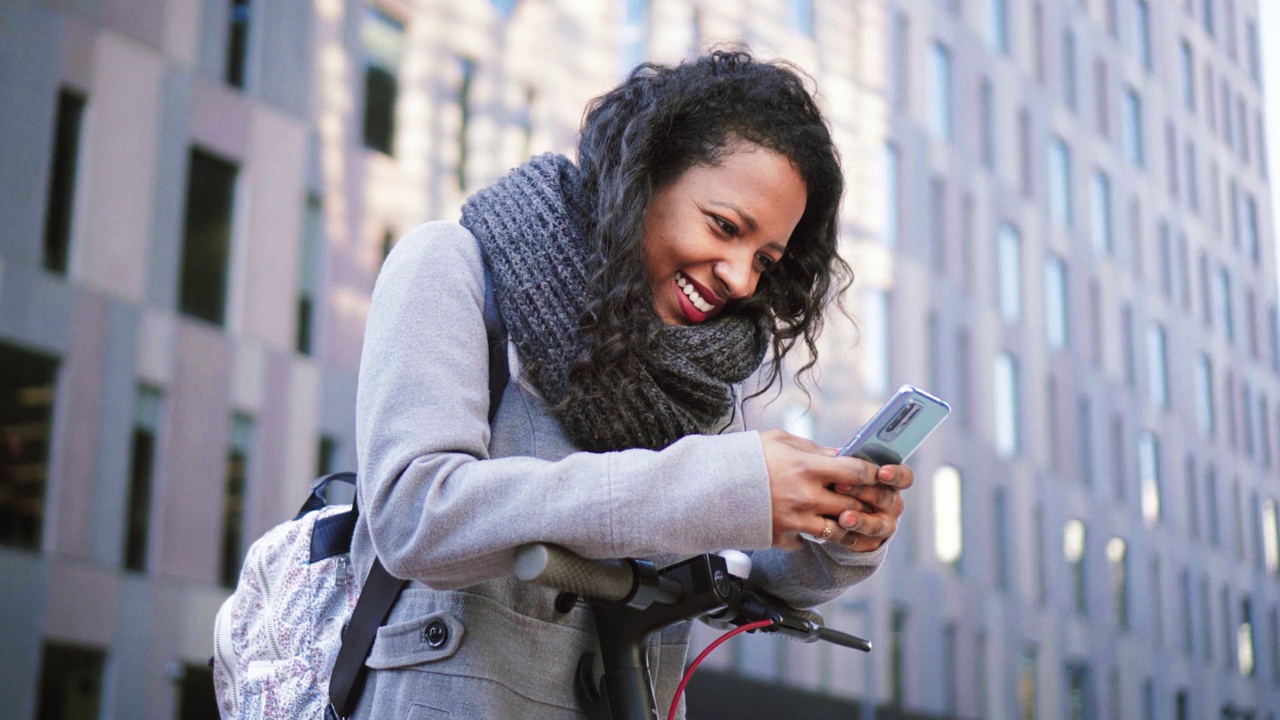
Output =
[{"x1": 673, "y1": 145, "x2": 807, "y2": 228}]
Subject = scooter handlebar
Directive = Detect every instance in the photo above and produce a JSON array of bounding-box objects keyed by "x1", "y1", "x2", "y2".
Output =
[{"x1": 514, "y1": 543, "x2": 635, "y2": 602}]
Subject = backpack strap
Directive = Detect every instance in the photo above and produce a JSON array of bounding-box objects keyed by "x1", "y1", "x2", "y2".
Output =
[{"x1": 327, "y1": 264, "x2": 508, "y2": 719}]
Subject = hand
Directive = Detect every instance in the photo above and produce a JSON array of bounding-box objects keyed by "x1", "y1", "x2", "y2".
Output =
[
  {"x1": 830, "y1": 463, "x2": 913, "y2": 553},
  {"x1": 759, "y1": 429, "x2": 883, "y2": 550}
]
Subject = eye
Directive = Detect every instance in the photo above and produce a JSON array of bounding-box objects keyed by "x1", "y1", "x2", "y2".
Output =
[
  {"x1": 756, "y1": 254, "x2": 778, "y2": 272},
  {"x1": 711, "y1": 215, "x2": 738, "y2": 237}
]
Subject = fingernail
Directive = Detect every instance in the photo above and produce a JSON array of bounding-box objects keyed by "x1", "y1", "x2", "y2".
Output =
[
  {"x1": 839, "y1": 512, "x2": 857, "y2": 528},
  {"x1": 880, "y1": 467, "x2": 894, "y2": 481},
  {"x1": 836, "y1": 484, "x2": 853, "y2": 493}
]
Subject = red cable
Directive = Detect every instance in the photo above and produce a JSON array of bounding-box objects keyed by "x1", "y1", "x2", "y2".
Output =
[{"x1": 667, "y1": 619, "x2": 774, "y2": 720}]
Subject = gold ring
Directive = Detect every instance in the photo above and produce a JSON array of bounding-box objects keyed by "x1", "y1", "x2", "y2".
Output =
[
  {"x1": 821, "y1": 519, "x2": 834, "y2": 541},
  {"x1": 849, "y1": 533, "x2": 859, "y2": 551}
]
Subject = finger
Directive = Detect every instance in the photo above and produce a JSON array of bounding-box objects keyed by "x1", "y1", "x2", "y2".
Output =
[
  {"x1": 802, "y1": 455, "x2": 880, "y2": 488},
  {"x1": 770, "y1": 429, "x2": 828, "y2": 454},
  {"x1": 877, "y1": 464, "x2": 914, "y2": 489},
  {"x1": 837, "y1": 509, "x2": 896, "y2": 537},
  {"x1": 813, "y1": 486, "x2": 877, "y2": 518},
  {"x1": 842, "y1": 484, "x2": 899, "y2": 512}
]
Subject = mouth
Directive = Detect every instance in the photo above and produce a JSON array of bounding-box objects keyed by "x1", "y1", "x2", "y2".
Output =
[{"x1": 674, "y1": 271, "x2": 721, "y2": 323}]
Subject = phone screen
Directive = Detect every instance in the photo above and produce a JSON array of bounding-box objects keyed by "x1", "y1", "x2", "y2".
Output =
[{"x1": 838, "y1": 385, "x2": 951, "y2": 466}]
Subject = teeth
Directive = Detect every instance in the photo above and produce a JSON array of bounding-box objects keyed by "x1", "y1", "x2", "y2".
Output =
[{"x1": 677, "y1": 272, "x2": 714, "y2": 313}]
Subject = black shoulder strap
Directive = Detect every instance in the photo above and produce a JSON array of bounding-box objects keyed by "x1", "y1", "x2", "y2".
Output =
[{"x1": 328, "y1": 265, "x2": 507, "y2": 719}]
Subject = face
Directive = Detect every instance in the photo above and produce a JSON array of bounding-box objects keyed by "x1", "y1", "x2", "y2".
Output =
[{"x1": 641, "y1": 143, "x2": 808, "y2": 325}]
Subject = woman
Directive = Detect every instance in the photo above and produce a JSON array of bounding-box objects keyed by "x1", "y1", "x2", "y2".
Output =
[{"x1": 350, "y1": 51, "x2": 912, "y2": 718}]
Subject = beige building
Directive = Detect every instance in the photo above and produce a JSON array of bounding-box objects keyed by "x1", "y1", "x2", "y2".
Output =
[{"x1": 0, "y1": 1, "x2": 1276, "y2": 719}]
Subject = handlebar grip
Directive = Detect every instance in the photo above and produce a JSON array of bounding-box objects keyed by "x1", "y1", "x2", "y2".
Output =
[{"x1": 513, "y1": 543, "x2": 635, "y2": 602}]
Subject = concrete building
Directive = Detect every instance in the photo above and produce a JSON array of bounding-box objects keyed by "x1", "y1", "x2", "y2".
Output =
[{"x1": 0, "y1": 1, "x2": 1276, "y2": 719}]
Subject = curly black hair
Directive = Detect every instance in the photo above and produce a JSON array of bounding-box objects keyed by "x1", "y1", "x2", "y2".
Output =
[{"x1": 564, "y1": 49, "x2": 852, "y2": 411}]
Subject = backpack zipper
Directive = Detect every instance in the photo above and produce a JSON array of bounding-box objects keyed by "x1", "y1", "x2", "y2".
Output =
[
  {"x1": 212, "y1": 595, "x2": 238, "y2": 712},
  {"x1": 254, "y1": 555, "x2": 287, "y2": 661}
]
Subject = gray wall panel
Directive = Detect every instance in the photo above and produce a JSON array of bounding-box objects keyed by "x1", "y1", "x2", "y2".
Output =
[
  {"x1": 0, "y1": 264, "x2": 74, "y2": 357},
  {"x1": 0, "y1": 552, "x2": 49, "y2": 720},
  {"x1": 257, "y1": 0, "x2": 313, "y2": 119},
  {"x1": 146, "y1": 66, "x2": 193, "y2": 309},
  {"x1": 90, "y1": 298, "x2": 140, "y2": 566}
]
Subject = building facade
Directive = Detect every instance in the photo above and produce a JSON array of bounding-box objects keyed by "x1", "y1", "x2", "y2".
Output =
[{"x1": 0, "y1": 0, "x2": 1276, "y2": 719}]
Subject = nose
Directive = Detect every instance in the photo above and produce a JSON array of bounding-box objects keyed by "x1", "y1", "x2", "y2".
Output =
[{"x1": 713, "y1": 250, "x2": 757, "y2": 300}]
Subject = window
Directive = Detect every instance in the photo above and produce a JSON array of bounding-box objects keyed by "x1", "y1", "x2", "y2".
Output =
[
  {"x1": 893, "y1": 12, "x2": 910, "y2": 110},
  {"x1": 1139, "y1": 432, "x2": 1161, "y2": 524},
  {"x1": 1147, "y1": 324, "x2": 1168, "y2": 408},
  {"x1": 1141, "y1": 679, "x2": 1154, "y2": 720},
  {"x1": 934, "y1": 466, "x2": 963, "y2": 567},
  {"x1": 1066, "y1": 519, "x2": 1088, "y2": 615},
  {"x1": 1089, "y1": 280, "x2": 1103, "y2": 367},
  {"x1": 1019, "y1": 108, "x2": 1033, "y2": 195},
  {"x1": 1107, "y1": 537, "x2": 1129, "y2": 630},
  {"x1": 1049, "y1": 138, "x2": 1072, "y2": 227},
  {"x1": 1121, "y1": 305, "x2": 1136, "y2": 386},
  {"x1": 1210, "y1": 161, "x2": 1222, "y2": 230},
  {"x1": 989, "y1": 0, "x2": 1010, "y2": 54},
  {"x1": 927, "y1": 312, "x2": 941, "y2": 399},
  {"x1": 1184, "y1": 141, "x2": 1199, "y2": 212},
  {"x1": 1033, "y1": 3, "x2": 1047, "y2": 81},
  {"x1": 1108, "y1": 669, "x2": 1121, "y2": 720},
  {"x1": 0, "y1": 342, "x2": 60, "y2": 550},
  {"x1": 1233, "y1": 479, "x2": 1244, "y2": 557},
  {"x1": 1195, "y1": 353, "x2": 1214, "y2": 435},
  {"x1": 930, "y1": 178, "x2": 946, "y2": 272},
  {"x1": 1045, "y1": 256, "x2": 1068, "y2": 349},
  {"x1": 1151, "y1": 556, "x2": 1164, "y2": 645},
  {"x1": 1260, "y1": 396, "x2": 1273, "y2": 468},
  {"x1": 1245, "y1": 193, "x2": 1260, "y2": 261},
  {"x1": 1202, "y1": 576, "x2": 1214, "y2": 661},
  {"x1": 995, "y1": 487, "x2": 1010, "y2": 591},
  {"x1": 1110, "y1": 414, "x2": 1126, "y2": 501},
  {"x1": 220, "y1": 413, "x2": 255, "y2": 588},
  {"x1": 1066, "y1": 663, "x2": 1090, "y2": 720},
  {"x1": 1207, "y1": 467, "x2": 1221, "y2": 547},
  {"x1": 957, "y1": 329, "x2": 972, "y2": 428},
  {"x1": 1242, "y1": 384, "x2": 1256, "y2": 458},
  {"x1": 1165, "y1": 124, "x2": 1179, "y2": 198},
  {"x1": 1272, "y1": 306, "x2": 1280, "y2": 373},
  {"x1": 1225, "y1": 0, "x2": 1238, "y2": 60},
  {"x1": 1238, "y1": 96, "x2": 1250, "y2": 163},
  {"x1": 998, "y1": 223, "x2": 1022, "y2": 323},
  {"x1": 1222, "y1": 78, "x2": 1233, "y2": 147},
  {"x1": 978, "y1": 632, "x2": 991, "y2": 716},
  {"x1": 1186, "y1": 456, "x2": 1199, "y2": 538},
  {"x1": 1034, "y1": 504, "x2": 1047, "y2": 604},
  {"x1": 1078, "y1": 395, "x2": 1095, "y2": 487},
  {"x1": 785, "y1": 0, "x2": 815, "y2": 37},
  {"x1": 1205, "y1": 63, "x2": 1216, "y2": 131},
  {"x1": 883, "y1": 142, "x2": 900, "y2": 247},
  {"x1": 1180, "y1": 40, "x2": 1195, "y2": 110},
  {"x1": 178, "y1": 148, "x2": 237, "y2": 326},
  {"x1": 981, "y1": 79, "x2": 995, "y2": 168},
  {"x1": 1094, "y1": 59, "x2": 1109, "y2": 136},
  {"x1": 296, "y1": 193, "x2": 323, "y2": 356},
  {"x1": 890, "y1": 606, "x2": 908, "y2": 706},
  {"x1": 1223, "y1": 586, "x2": 1235, "y2": 666},
  {"x1": 225, "y1": 0, "x2": 251, "y2": 89},
  {"x1": 123, "y1": 386, "x2": 164, "y2": 572},
  {"x1": 943, "y1": 623, "x2": 958, "y2": 714},
  {"x1": 962, "y1": 195, "x2": 975, "y2": 289},
  {"x1": 1247, "y1": 18, "x2": 1261, "y2": 84},
  {"x1": 929, "y1": 42, "x2": 952, "y2": 141},
  {"x1": 1105, "y1": 0, "x2": 1120, "y2": 36},
  {"x1": 1123, "y1": 88, "x2": 1144, "y2": 167},
  {"x1": 1135, "y1": 0, "x2": 1152, "y2": 69},
  {"x1": 861, "y1": 288, "x2": 890, "y2": 396},
  {"x1": 1063, "y1": 29, "x2": 1078, "y2": 111},
  {"x1": 1202, "y1": 0, "x2": 1214, "y2": 36},
  {"x1": 37, "y1": 643, "x2": 105, "y2": 720},
  {"x1": 177, "y1": 662, "x2": 218, "y2": 720},
  {"x1": 360, "y1": 8, "x2": 404, "y2": 155},
  {"x1": 1198, "y1": 251, "x2": 1212, "y2": 325},
  {"x1": 994, "y1": 352, "x2": 1020, "y2": 457},
  {"x1": 1177, "y1": 235, "x2": 1192, "y2": 311},
  {"x1": 43, "y1": 88, "x2": 86, "y2": 275},
  {"x1": 1217, "y1": 267, "x2": 1233, "y2": 341},
  {"x1": 455, "y1": 57, "x2": 475, "y2": 191},
  {"x1": 1020, "y1": 645, "x2": 1038, "y2": 720},
  {"x1": 1180, "y1": 570, "x2": 1194, "y2": 653},
  {"x1": 1090, "y1": 170, "x2": 1112, "y2": 254}
]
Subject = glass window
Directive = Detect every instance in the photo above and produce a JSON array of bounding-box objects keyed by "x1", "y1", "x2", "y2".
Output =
[
  {"x1": 1180, "y1": 570, "x2": 1194, "y2": 653},
  {"x1": 620, "y1": 0, "x2": 651, "y2": 74},
  {"x1": 785, "y1": 0, "x2": 815, "y2": 37},
  {"x1": 1223, "y1": 585, "x2": 1235, "y2": 665},
  {"x1": 930, "y1": 42, "x2": 952, "y2": 141},
  {"x1": 1158, "y1": 221, "x2": 1173, "y2": 298},
  {"x1": 1078, "y1": 394, "x2": 1095, "y2": 487},
  {"x1": 934, "y1": 466, "x2": 963, "y2": 566},
  {"x1": 943, "y1": 623, "x2": 958, "y2": 713},
  {"x1": 1089, "y1": 280, "x2": 1103, "y2": 368},
  {"x1": 1260, "y1": 396, "x2": 1273, "y2": 469},
  {"x1": 1094, "y1": 59, "x2": 1109, "y2": 136},
  {"x1": 862, "y1": 288, "x2": 890, "y2": 396},
  {"x1": 989, "y1": 0, "x2": 1010, "y2": 54},
  {"x1": 1165, "y1": 123, "x2": 1179, "y2": 198},
  {"x1": 1111, "y1": 414, "x2": 1127, "y2": 501},
  {"x1": 297, "y1": 193, "x2": 323, "y2": 356},
  {"x1": 1205, "y1": 63, "x2": 1216, "y2": 131},
  {"x1": 1225, "y1": 0, "x2": 1238, "y2": 60},
  {"x1": 1238, "y1": 95, "x2": 1250, "y2": 163},
  {"x1": 1180, "y1": 40, "x2": 1195, "y2": 110},
  {"x1": 1139, "y1": 432, "x2": 1161, "y2": 524},
  {"x1": 1195, "y1": 354, "x2": 1214, "y2": 436},
  {"x1": 123, "y1": 386, "x2": 164, "y2": 572},
  {"x1": 179, "y1": 148, "x2": 238, "y2": 326},
  {"x1": 891, "y1": 606, "x2": 908, "y2": 705},
  {"x1": 37, "y1": 643, "x2": 106, "y2": 720},
  {"x1": 998, "y1": 223, "x2": 1022, "y2": 323},
  {"x1": 1045, "y1": 255, "x2": 1068, "y2": 349},
  {"x1": 883, "y1": 142, "x2": 900, "y2": 247},
  {"x1": 360, "y1": 8, "x2": 405, "y2": 155},
  {"x1": 1208, "y1": 467, "x2": 1221, "y2": 547},
  {"x1": 1151, "y1": 556, "x2": 1164, "y2": 645},
  {"x1": 958, "y1": 329, "x2": 973, "y2": 428},
  {"x1": 1034, "y1": 2, "x2": 1047, "y2": 81},
  {"x1": 1065, "y1": 519, "x2": 1087, "y2": 615},
  {"x1": 981, "y1": 79, "x2": 995, "y2": 168},
  {"x1": 1202, "y1": 0, "x2": 1214, "y2": 36},
  {"x1": 1019, "y1": 108, "x2": 1033, "y2": 195},
  {"x1": 1202, "y1": 576, "x2": 1214, "y2": 661},
  {"x1": 1186, "y1": 456, "x2": 1200, "y2": 538},
  {"x1": 930, "y1": 178, "x2": 946, "y2": 272},
  {"x1": 225, "y1": 0, "x2": 251, "y2": 89},
  {"x1": 1066, "y1": 663, "x2": 1090, "y2": 720},
  {"x1": 1245, "y1": 193, "x2": 1260, "y2": 261},
  {"x1": 994, "y1": 352, "x2": 1020, "y2": 457},
  {"x1": 1147, "y1": 324, "x2": 1169, "y2": 408},
  {"x1": 1247, "y1": 18, "x2": 1261, "y2": 84},
  {"x1": 455, "y1": 57, "x2": 475, "y2": 191},
  {"x1": 995, "y1": 487, "x2": 1010, "y2": 591},
  {"x1": 1034, "y1": 504, "x2": 1047, "y2": 604},
  {"x1": 0, "y1": 343, "x2": 60, "y2": 550},
  {"x1": 177, "y1": 662, "x2": 217, "y2": 719},
  {"x1": 1063, "y1": 29, "x2": 1078, "y2": 111},
  {"x1": 1090, "y1": 170, "x2": 1112, "y2": 253},
  {"x1": 1217, "y1": 267, "x2": 1234, "y2": 341},
  {"x1": 1123, "y1": 88, "x2": 1144, "y2": 167},
  {"x1": 1135, "y1": 0, "x2": 1152, "y2": 68},
  {"x1": 1049, "y1": 138, "x2": 1072, "y2": 227},
  {"x1": 1242, "y1": 383, "x2": 1255, "y2": 458},
  {"x1": 43, "y1": 88, "x2": 86, "y2": 275},
  {"x1": 1185, "y1": 141, "x2": 1199, "y2": 212},
  {"x1": 1020, "y1": 645, "x2": 1038, "y2": 720},
  {"x1": 1121, "y1": 305, "x2": 1137, "y2": 387},
  {"x1": 220, "y1": 413, "x2": 255, "y2": 588},
  {"x1": 1107, "y1": 537, "x2": 1129, "y2": 630}
]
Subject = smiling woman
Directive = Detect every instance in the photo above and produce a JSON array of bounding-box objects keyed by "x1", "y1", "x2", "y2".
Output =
[{"x1": 348, "y1": 50, "x2": 914, "y2": 719}]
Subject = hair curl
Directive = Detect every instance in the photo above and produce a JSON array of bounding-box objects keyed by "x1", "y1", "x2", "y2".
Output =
[{"x1": 564, "y1": 49, "x2": 852, "y2": 412}]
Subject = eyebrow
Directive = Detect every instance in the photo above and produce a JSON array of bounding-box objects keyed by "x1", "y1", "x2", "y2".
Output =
[{"x1": 708, "y1": 200, "x2": 787, "y2": 255}]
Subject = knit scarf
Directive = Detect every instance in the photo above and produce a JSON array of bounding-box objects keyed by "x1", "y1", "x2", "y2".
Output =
[{"x1": 460, "y1": 153, "x2": 770, "y2": 452}]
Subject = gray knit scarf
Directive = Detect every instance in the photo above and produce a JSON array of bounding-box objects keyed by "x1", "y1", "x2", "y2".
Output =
[{"x1": 460, "y1": 153, "x2": 770, "y2": 452}]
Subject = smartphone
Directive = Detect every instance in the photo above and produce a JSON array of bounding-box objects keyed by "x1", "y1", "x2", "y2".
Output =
[{"x1": 837, "y1": 385, "x2": 951, "y2": 466}]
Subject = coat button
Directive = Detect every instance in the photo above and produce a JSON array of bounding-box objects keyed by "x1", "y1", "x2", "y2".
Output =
[{"x1": 423, "y1": 620, "x2": 449, "y2": 648}]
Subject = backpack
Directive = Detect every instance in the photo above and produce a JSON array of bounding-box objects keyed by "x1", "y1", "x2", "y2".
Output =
[{"x1": 212, "y1": 269, "x2": 508, "y2": 719}]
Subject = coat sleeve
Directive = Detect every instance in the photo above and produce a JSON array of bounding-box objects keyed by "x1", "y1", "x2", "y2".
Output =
[{"x1": 356, "y1": 222, "x2": 776, "y2": 589}]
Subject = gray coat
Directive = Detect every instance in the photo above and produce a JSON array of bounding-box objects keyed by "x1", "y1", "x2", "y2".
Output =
[{"x1": 349, "y1": 221, "x2": 888, "y2": 718}]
